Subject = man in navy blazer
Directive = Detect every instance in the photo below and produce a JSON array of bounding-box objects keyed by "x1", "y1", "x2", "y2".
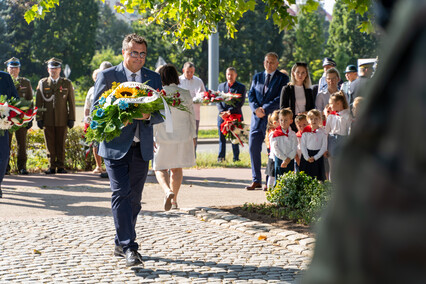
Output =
[
  {"x1": 217, "y1": 67, "x2": 246, "y2": 162},
  {"x1": 246, "y1": 52, "x2": 289, "y2": 190},
  {"x1": 0, "y1": 71, "x2": 19, "y2": 198},
  {"x1": 92, "y1": 34, "x2": 163, "y2": 267}
]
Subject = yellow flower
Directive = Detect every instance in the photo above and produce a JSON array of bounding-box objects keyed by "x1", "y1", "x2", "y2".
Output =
[
  {"x1": 101, "y1": 82, "x2": 120, "y2": 99},
  {"x1": 114, "y1": 86, "x2": 138, "y2": 99}
]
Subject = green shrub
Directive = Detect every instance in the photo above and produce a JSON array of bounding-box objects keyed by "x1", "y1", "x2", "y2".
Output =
[
  {"x1": 9, "y1": 126, "x2": 96, "y2": 173},
  {"x1": 266, "y1": 171, "x2": 332, "y2": 224}
]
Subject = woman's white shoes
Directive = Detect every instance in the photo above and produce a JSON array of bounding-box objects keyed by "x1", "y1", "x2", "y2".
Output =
[{"x1": 164, "y1": 191, "x2": 175, "y2": 211}]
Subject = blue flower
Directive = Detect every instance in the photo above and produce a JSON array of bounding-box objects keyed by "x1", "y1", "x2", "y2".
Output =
[
  {"x1": 118, "y1": 100, "x2": 129, "y2": 110},
  {"x1": 99, "y1": 97, "x2": 106, "y2": 105},
  {"x1": 90, "y1": 120, "x2": 98, "y2": 129},
  {"x1": 96, "y1": 108, "x2": 105, "y2": 117}
]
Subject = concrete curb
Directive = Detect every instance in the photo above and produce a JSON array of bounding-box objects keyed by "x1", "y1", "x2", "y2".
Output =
[{"x1": 180, "y1": 207, "x2": 315, "y2": 258}]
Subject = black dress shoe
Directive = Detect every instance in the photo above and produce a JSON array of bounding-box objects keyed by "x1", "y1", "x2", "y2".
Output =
[
  {"x1": 125, "y1": 249, "x2": 142, "y2": 267},
  {"x1": 114, "y1": 246, "x2": 125, "y2": 257},
  {"x1": 45, "y1": 168, "x2": 56, "y2": 174},
  {"x1": 57, "y1": 168, "x2": 68, "y2": 174},
  {"x1": 100, "y1": 172, "x2": 108, "y2": 178},
  {"x1": 18, "y1": 169, "x2": 29, "y2": 175}
]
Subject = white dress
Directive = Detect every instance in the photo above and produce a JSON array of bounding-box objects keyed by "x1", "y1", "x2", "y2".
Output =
[{"x1": 153, "y1": 84, "x2": 197, "y2": 170}]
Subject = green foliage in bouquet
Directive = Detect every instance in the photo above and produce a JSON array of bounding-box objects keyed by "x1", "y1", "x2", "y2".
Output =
[
  {"x1": 86, "y1": 82, "x2": 188, "y2": 143},
  {"x1": 0, "y1": 95, "x2": 36, "y2": 135},
  {"x1": 266, "y1": 171, "x2": 332, "y2": 224}
]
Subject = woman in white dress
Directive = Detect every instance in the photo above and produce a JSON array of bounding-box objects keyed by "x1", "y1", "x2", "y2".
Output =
[{"x1": 154, "y1": 64, "x2": 197, "y2": 211}]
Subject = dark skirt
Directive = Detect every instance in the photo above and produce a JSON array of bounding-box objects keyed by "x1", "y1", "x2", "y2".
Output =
[
  {"x1": 300, "y1": 149, "x2": 325, "y2": 181},
  {"x1": 274, "y1": 157, "x2": 295, "y2": 179},
  {"x1": 328, "y1": 134, "x2": 347, "y2": 157},
  {"x1": 265, "y1": 158, "x2": 275, "y2": 177}
]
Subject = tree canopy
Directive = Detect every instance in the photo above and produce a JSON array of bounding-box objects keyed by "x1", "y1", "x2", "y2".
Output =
[{"x1": 24, "y1": 0, "x2": 373, "y2": 48}]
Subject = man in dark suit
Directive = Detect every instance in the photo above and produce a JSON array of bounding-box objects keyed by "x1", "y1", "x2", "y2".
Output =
[
  {"x1": 5, "y1": 57, "x2": 33, "y2": 175},
  {"x1": 217, "y1": 67, "x2": 246, "y2": 162},
  {"x1": 0, "y1": 71, "x2": 19, "y2": 198},
  {"x1": 246, "y1": 52, "x2": 289, "y2": 190},
  {"x1": 92, "y1": 33, "x2": 163, "y2": 267}
]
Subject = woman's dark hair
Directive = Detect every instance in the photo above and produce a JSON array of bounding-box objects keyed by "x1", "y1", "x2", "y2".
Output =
[{"x1": 159, "y1": 64, "x2": 180, "y2": 86}]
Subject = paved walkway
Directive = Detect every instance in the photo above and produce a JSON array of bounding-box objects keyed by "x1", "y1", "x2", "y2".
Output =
[{"x1": 0, "y1": 169, "x2": 313, "y2": 283}]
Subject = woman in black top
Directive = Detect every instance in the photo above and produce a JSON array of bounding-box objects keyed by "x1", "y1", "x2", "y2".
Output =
[{"x1": 279, "y1": 62, "x2": 315, "y2": 131}]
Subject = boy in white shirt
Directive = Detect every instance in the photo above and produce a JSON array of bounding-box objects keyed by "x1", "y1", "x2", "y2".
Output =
[{"x1": 270, "y1": 108, "x2": 298, "y2": 179}]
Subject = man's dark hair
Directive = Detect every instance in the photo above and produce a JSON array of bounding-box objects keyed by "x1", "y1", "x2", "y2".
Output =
[
  {"x1": 122, "y1": 33, "x2": 148, "y2": 50},
  {"x1": 159, "y1": 64, "x2": 180, "y2": 86}
]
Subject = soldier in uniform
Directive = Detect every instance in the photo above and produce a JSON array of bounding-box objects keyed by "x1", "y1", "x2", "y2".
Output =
[
  {"x1": 340, "y1": 64, "x2": 358, "y2": 107},
  {"x1": 36, "y1": 58, "x2": 75, "y2": 174},
  {"x1": 4, "y1": 57, "x2": 33, "y2": 175}
]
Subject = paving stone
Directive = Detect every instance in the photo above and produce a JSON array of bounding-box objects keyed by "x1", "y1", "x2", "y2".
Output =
[{"x1": 0, "y1": 211, "x2": 311, "y2": 282}]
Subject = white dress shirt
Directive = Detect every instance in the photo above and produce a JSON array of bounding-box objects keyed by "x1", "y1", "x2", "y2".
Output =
[
  {"x1": 123, "y1": 66, "x2": 141, "y2": 82},
  {"x1": 178, "y1": 74, "x2": 206, "y2": 120},
  {"x1": 270, "y1": 128, "x2": 298, "y2": 161},
  {"x1": 294, "y1": 85, "x2": 306, "y2": 114},
  {"x1": 325, "y1": 109, "x2": 352, "y2": 136},
  {"x1": 301, "y1": 127, "x2": 327, "y2": 161}
]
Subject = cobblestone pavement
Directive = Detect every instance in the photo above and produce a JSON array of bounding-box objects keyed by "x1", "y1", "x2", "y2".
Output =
[{"x1": 0, "y1": 210, "x2": 311, "y2": 283}]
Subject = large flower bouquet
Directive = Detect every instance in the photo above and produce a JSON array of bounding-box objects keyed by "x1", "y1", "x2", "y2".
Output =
[
  {"x1": 193, "y1": 90, "x2": 242, "y2": 106},
  {"x1": 220, "y1": 114, "x2": 249, "y2": 147},
  {"x1": 86, "y1": 82, "x2": 188, "y2": 143},
  {"x1": 0, "y1": 95, "x2": 37, "y2": 135}
]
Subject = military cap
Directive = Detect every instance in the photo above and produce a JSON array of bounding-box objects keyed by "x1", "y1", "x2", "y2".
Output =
[
  {"x1": 344, "y1": 65, "x2": 358, "y2": 73},
  {"x1": 45, "y1": 57, "x2": 63, "y2": 69},
  {"x1": 4, "y1": 57, "x2": 21, "y2": 67},
  {"x1": 322, "y1": 57, "x2": 336, "y2": 67}
]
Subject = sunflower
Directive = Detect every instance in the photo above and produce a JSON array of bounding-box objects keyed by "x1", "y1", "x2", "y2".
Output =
[
  {"x1": 114, "y1": 86, "x2": 139, "y2": 99},
  {"x1": 101, "y1": 82, "x2": 120, "y2": 99}
]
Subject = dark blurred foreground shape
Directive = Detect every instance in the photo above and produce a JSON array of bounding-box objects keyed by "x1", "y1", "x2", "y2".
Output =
[{"x1": 302, "y1": 0, "x2": 426, "y2": 283}]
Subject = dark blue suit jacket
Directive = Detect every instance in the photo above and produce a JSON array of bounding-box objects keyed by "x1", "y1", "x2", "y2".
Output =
[
  {"x1": 248, "y1": 71, "x2": 289, "y2": 132},
  {"x1": 0, "y1": 71, "x2": 19, "y2": 100},
  {"x1": 92, "y1": 62, "x2": 163, "y2": 161},
  {"x1": 217, "y1": 81, "x2": 246, "y2": 120}
]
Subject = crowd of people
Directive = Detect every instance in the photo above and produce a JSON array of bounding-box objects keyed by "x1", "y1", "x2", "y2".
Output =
[{"x1": 0, "y1": 32, "x2": 374, "y2": 266}]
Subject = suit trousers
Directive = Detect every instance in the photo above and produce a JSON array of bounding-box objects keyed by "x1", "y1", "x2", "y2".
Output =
[
  {"x1": 8, "y1": 127, "x2": 28, "y2": 170},
  {"x1": 249, "y1": 129, "x2": 265, "y2": 184},
  {"x1": 217, "y1": 118, "x2": 240, "y2": 161},
  {"x1": 0, "y1": 131, "x2": 10, "y2": 184},
  {"x1": 104, "y1": 143, "x2": 149, "y2": 252},
  {"x1": 44, "y1": 126, "x2": 67, "y2": 169}
]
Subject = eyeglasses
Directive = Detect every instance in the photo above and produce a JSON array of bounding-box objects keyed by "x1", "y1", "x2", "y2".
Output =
[{"x1": 129, "y1": 51, "x2": 146, "y2": 59}]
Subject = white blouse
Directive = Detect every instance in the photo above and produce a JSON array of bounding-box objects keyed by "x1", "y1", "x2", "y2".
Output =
[
  {"x1": 294, "y1": 85, "x2": 306, "y2": 114},
  {"x1": 301, "y1": 127, "x2": 327, "y2": 161},
  {"x1": 270, "y1": 128, "x2": 298, "y2": 161},
  {"x1": 325, "y1": 109, "x2": 352, "y2": 136}
]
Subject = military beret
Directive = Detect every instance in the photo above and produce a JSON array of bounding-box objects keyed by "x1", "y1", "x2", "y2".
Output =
[
  {"x1": 322, "y1": 57, "x2": 337, "y2": 67},
  {"x1": 4, "y1": 57, "x2": 21, "y2": 67},
  {"x1": 344, "y1": 65, "x2": 358, "y2": 73},
  {"x1": 46, "y1": 57, "x2": 63, "y2": 69}
]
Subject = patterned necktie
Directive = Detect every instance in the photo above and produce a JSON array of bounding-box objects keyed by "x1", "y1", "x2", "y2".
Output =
[
  {"x1": 263, "y1": 73, "x2": 271, "y2": 95},
  {"x1": 131, "y1": 73, "x2": 137, "y2": 82}
]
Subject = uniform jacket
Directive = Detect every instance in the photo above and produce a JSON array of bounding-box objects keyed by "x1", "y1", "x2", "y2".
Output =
[
  {"x1": 35, "y1": 77, "x2": 76, "y2": 127},
  {"x1": 92, "y1": 62, "x2": 163, "y2": 161},
  {"x1": 217, "y1": 80, "x2": 246, "y2": 120},
  {"x1": 248, "y1": 71, "x2": 289, "y2": 132},
  {"x1": 16, "y1": 77, "x2": 33, "y2": 101}
]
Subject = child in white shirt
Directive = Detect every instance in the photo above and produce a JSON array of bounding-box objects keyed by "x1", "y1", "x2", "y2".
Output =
[
  {"x1": 325, "y1": 91, "x2": 352, "y2": 181},
  {"x1": 300, "y1": 109, "x2": 327, "y2": 181},
  {"x1": 270, "y1": 108, "x2": 298, "y2": 179}
]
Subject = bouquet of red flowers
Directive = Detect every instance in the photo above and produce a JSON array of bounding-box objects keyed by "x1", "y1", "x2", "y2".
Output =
[
  {"x1": 220, "y1": 114, "x2": 249, "y2": 146},
  {"x1": 0, "y1": 95, "x2": 37, "y2": 135},
  {"x1": 193, "y1": 90, "x2": 242, "y2": 106}
]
